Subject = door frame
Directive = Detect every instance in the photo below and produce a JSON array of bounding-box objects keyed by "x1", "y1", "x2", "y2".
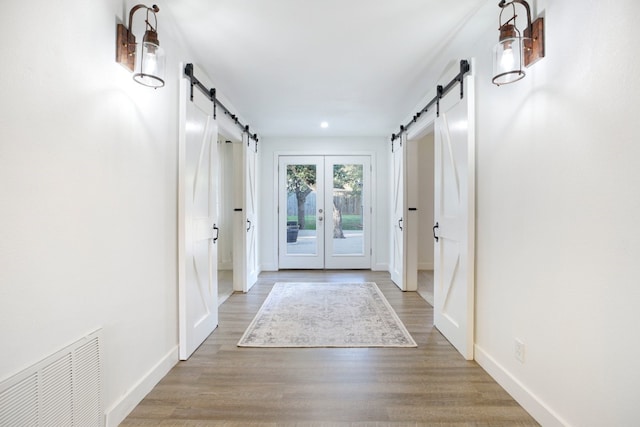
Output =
[
  {"x1": 403, "y1": 121, "x2": 436, "y2": 292},
  {"x1": 392, "y1": 122, "x2": 436, "y2": 292},
  {"x1": 273, "y1": 150, "x2": 377, "y2": 270},
  {"x1": 217, "y1": 116, "x2": 243, "y2": 277}
]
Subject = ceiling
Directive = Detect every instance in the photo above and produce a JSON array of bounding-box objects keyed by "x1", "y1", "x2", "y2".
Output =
[{"x1": 165, "y1": 0, "x2": 485, "y2": 138}]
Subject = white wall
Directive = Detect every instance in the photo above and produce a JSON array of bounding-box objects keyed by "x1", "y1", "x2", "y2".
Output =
[
  {"x1": 412, "y1": 0, "x2": 640, "y2": 425},
  {"x1": 417, "y1": 133, "x2": 435, "y2": 270},
  {"x1": 0, "y1": 1, "x2": 230, "y2": 425},
  {"x1": 217, "y1": 139, "x2": 235, "y2": 270},
  {"x1": 258, "y1": 137, "x2": 389, "y2": 271}
]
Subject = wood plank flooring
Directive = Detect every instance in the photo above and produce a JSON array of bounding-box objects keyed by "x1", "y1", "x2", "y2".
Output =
[{"x1": 121, "y1": 270, "x2": 538, "y2": 426}]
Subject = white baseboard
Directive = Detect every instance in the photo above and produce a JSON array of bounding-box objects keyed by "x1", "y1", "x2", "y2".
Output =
[
  {"x1": 218, "y1": 261, "x2": 233, "y2": 270},
  {"x1": 418, "y1": 261, "x2": 433, "y2": 270},
  {"x1": 105, "y1": 346, "x2": 179, "y2": 427},
  {"x1": 260, "y1": 262, "x2": 278, "y2": 272},
  {"x1": 474, "y1": 345, "x2": 568, "y2": 427},
  {"x1": 372, "y1": 262, "x2": 389, "y2": 272}
]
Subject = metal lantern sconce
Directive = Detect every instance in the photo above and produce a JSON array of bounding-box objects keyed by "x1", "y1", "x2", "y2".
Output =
[
  {"x1": 492, "y1": 0, "x2": 545, "y2": 86},
  {"x1": 116, "y1": 4, "x2": 166, "y2": 88}
]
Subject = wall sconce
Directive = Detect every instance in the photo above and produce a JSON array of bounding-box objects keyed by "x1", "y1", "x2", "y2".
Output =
[
  {"x1": 116, "y1": 4, "x2": 166, "y2": 88},
  {"x1": 492, "y1": 0, "x2": 544, "y2": 86}
]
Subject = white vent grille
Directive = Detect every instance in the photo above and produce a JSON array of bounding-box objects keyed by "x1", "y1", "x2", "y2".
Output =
[
  {"x1": 0, "y1": 374, "x2": 38, "y2": 426},
  {"x1": 0, "y1": 329, "x2": 103, "y2": 427}
]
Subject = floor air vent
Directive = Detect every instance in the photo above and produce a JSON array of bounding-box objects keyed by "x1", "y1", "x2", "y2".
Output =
[{"x1": 0, "y1": 329, "x2": 103, "y2": 427}]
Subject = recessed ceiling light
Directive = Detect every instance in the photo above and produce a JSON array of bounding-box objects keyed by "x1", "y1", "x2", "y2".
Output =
[{"x1": 320, "y1": 121, "x2": 329, "y2": 129}]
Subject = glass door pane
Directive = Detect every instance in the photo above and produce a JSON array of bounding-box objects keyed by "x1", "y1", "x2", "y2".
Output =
[
  {"x1": 331, "y1": 163, "x2": 364, "y2": 256},
  {"x1": 324, "y1": 156, "x2": 371, "y2": 269},
  {"x1": 286, "y1": 163, "x2": 318, "y2": 256},
  {"x1": 278, "y1": 156, "x2": 325, "y2": 269}
]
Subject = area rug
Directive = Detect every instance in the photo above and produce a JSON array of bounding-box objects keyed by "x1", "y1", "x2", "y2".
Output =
[{"x1": 237, "y1": 282, "x2": 417, "y2": 348}]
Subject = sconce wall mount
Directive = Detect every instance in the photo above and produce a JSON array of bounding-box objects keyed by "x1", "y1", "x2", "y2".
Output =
[
  {"x1": 492, "y1": 0, "x2": 545, "y2": 86},
  {"x1": 116, "y1": 4, "x2": 165, "y2": 88}
]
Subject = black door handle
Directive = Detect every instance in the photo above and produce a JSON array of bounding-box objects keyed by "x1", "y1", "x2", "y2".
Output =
[
  {"x1": 212, "y1": 224, "x2": 219, "y2": 243},
  {"x1": 246, "y1": 219, "x2": 252, "y2": 232},
  {"x1": 398, "y1": 218, "x2": 403, "y2": 231},
  {"x1": 433, "y1": 222, "x2": 439, "y2": 242}
]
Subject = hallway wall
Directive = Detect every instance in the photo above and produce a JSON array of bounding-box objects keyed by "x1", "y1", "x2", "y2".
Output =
[
  {"x1": 409, "y1": 0, "x2": 640, "y2": 424},
  {"x1": 217, "y1": 139, "x2": 236, "y2": 270},
  {"x1": 0, "y1": 1, "x2": 240, "y2": 425},
  {"x1": 416, "y1": 133, "x2": 435, "y2": 270},
  {"x1": 258, "y1": 137, "x2": 389, "y2": 271}
]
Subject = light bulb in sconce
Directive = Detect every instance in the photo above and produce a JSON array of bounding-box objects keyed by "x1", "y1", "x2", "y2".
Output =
[{"x1": 500, "y1": 45, "x2": 515, "y2": 71}]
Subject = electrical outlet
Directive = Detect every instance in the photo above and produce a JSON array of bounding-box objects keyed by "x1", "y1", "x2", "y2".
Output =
[{"x1": 515, "y1": 339, "x2": 525, "y2": 363}]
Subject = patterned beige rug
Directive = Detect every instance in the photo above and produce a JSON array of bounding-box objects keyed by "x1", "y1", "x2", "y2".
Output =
[{"x1": 237, "y1": 282, "x2": 417, "y2": 347}]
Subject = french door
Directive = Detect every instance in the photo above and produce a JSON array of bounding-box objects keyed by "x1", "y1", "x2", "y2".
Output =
[{"x1": 278, "y1": 155, "x2": 371, "y2": 269}]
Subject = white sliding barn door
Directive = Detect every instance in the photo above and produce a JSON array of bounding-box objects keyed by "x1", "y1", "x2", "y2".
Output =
[
  {"x1": 244, "y1": 135, "x2": 259, "y2": 288},
  {"x1": 178, "y1": 70, "x2": 219, "y2": 360},
  {"x1": 233, "y1": 133, "x2": 259, "y2": 292},
  {"x1": 433, "y1": 72, "x2": 475, "y2": 360},
  {"x1": 390, "y1": 134, "x2": 407, "y2": 290}
]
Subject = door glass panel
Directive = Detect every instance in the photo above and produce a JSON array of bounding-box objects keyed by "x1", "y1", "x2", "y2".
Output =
[
  {"x1": 331, "y1": 163, "x2": 364, "y2": 256},
  {"x1": 286, "y1": 164, "x2": 318, "y2": 255}
]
